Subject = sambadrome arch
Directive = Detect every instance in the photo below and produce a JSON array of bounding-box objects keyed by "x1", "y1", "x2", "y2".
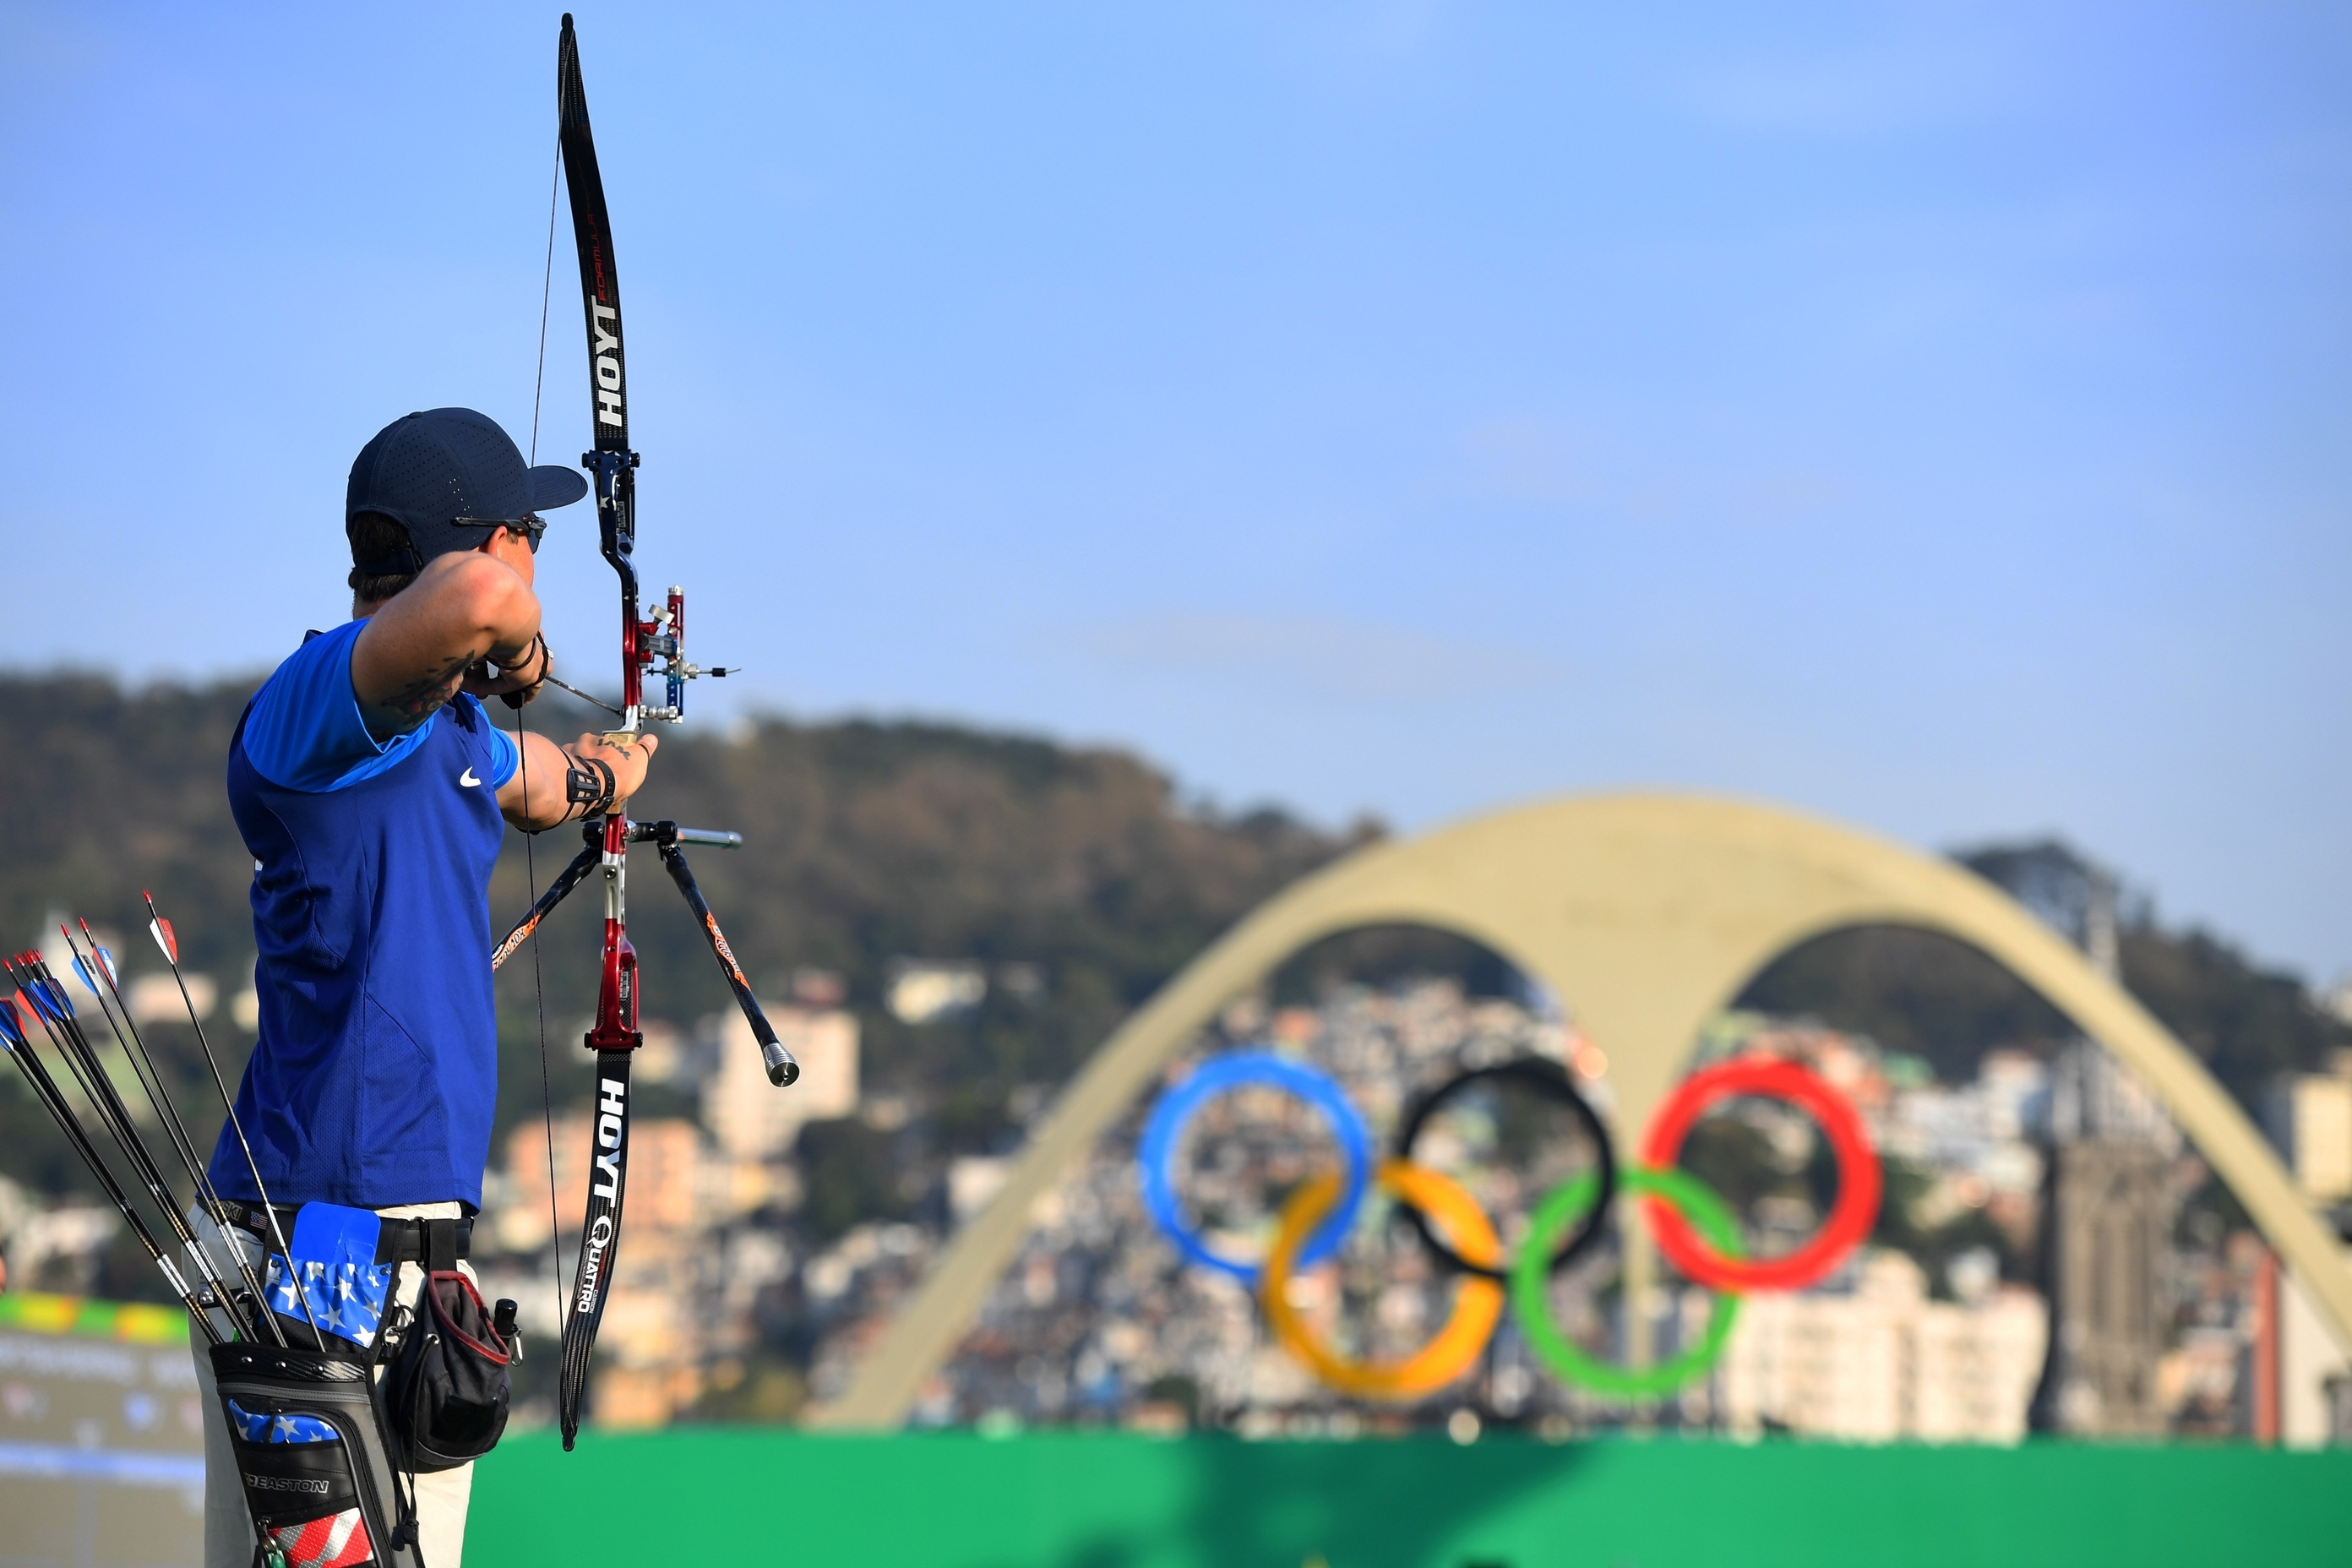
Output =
[{"x1": 810, "y1": 794, "x2": 2352, "y2": 1428}]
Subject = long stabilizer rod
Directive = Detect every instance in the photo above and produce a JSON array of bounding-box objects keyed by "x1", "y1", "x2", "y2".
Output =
[{"x1": 491, "y1": 817, "x2": 797, "y2": 1086}]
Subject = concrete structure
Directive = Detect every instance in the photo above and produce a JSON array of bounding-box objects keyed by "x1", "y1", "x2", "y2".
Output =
[
  {"x1": 2281, "y1": 1250, "x2": 2352, "y2": 1447},
  {"x1": 2265, "y1": 1073, "x2": 2352, "y2": 1203},
  {"x1": 808, "y1": 794, "x2": 2352, "y2": 1429},
  {"x1": 2251, "y1": 1062, "x2": 2352, "y2": 1445}
]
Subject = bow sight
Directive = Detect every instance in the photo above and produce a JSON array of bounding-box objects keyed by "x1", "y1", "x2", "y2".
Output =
[
  {"x1": 579, "y1": 428, "x2": 738, "y2": 737},
  {"x1": 623, "y1": 582, "x2": 738, "y2": 731}
]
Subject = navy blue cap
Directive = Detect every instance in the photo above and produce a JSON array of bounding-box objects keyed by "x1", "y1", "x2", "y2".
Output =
[{"x1": 346, "y1": 408, "x2": 590, "y2": 574}]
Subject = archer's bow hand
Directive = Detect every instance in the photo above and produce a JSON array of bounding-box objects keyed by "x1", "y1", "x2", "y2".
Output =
[{"x1": 567, "y1": 729, "x2": 659, "y2": 813}]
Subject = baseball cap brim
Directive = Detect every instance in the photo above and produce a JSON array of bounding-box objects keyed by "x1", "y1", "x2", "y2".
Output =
[{"x1": 525, "y1": 465, "x2": 591, "y2": 512}]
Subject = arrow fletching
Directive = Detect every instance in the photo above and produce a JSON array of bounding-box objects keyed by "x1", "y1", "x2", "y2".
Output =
[
  {"x1": 0, "y1": 999, "x2": 23, "y2": 1050},
  {"x1": 78, "y1": 921, "x2": 119, "y2": 988},
  {"x1": 63, "y1": 928, "x2": 107, "y2": 1001},
  {"x1": 150, "y1": 917, "x2": 178, "y2": 966}
]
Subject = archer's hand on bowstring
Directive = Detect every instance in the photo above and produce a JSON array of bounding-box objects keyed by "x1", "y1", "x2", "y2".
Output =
[{"x1": 464, "y1": 631, "x2": 553, "y2": 710}]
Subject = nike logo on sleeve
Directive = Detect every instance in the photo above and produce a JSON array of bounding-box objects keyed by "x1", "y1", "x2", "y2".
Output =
[{"x1": 459, "y1": 768, "x2": 482, "y2": 787}]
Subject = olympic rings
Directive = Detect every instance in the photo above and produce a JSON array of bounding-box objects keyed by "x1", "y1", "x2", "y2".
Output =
[
  {"x1": 1393, "y1": 1058, "x2": 1615, "y2": 1280},
  {"x1": 1639, "y1": 1056, "x2": 1881, "y2": 1293},
  {"x1": 1138, "y1": 1046, "x2": 1883, "y2": 1402},
  {"x1": 1509, "y1": 1167, "x2": 1744, "y2": 1396},
  {"x1": 1258, "y1": 1160, "x2": 1505, "y2": 1401},
  {"x1": 1138, "y1": 1051, "x2": 1374, "y2": 1282}
]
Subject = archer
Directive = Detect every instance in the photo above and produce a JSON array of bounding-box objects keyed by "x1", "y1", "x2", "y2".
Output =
[{"x1": 188, "y1": 406, "x2": 648, "y2": 1567}]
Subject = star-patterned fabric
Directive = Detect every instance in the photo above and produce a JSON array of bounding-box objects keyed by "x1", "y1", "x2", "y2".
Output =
[
  {"x1": 264, "y1": 1202, "x2": 395, "y2": 1348},
  {"x1": 225, "y1": 1397, "x2": 340, "y2": 1446}
]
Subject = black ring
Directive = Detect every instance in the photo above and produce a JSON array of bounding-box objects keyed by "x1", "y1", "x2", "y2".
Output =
[{"x1": 1393, "y1": 1057, "x2": 1616, "y2": 1281}]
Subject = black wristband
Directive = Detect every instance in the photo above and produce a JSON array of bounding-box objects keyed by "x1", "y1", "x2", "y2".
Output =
[{"x1": 564, "y1": 756, "x2": 616, "y2": 819}]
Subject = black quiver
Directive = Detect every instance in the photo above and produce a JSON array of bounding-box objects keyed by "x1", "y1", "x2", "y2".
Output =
[{"x1": 210, "y1": 1342, "x2": 423, "y2": 1568}]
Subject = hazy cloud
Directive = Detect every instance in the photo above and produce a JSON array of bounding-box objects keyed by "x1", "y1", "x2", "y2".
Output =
[
  {"x1": 1453, "y1": 416, "x2": 1848, "y2": 530},
  {"x1": 1075, "y1": 612, "x2": 1560, "y2": 704},
  {"x1": 1674, "y1": 30, "x2": 2040, "y2": 135}
]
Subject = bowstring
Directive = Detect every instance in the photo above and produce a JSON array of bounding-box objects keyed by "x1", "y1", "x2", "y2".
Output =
[
  {"x1": 529, "y1": 138, "x2": 560, "y2": 468},
  {"x1": 523, "y1": 132, "x2": 569, "y2": 1346},
  {"x1": 514, "y1": 708, "x2": 566, "y2": 1350}
]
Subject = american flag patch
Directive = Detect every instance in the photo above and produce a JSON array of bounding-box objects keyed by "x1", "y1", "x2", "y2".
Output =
[{"x1": 265, "y1": 1507, "x2": 373, "y2": 1568}]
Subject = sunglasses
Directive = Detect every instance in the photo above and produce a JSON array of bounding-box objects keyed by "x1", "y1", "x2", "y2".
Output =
[{"x1": 455, "y1": 514, "x2": 548, "y2": 553}]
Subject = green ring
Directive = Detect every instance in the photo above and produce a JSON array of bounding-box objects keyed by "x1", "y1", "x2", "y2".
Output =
[{"x1": 1508, "y1": 1166, "x2": 1745, "y2": 1397}]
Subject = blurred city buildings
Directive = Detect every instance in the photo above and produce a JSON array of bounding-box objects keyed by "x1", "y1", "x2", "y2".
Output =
[
  {"x1": 1718, "y1": 1251, "x2": 2045, "y2": 1442},
  {"x1": 471, "y1": 999, "x2": 858, "y2": 1429},
  {"x1": 885, "y1": 960, "x2": 987, "y2": 1026},
  {"x1": 705, "y1": 1005, "x2": 860, "y2": 1161},
  {"x1": 8, "y1": 964, "x2": 2344, "y2": 1448},
  {"x1": 882, "y1": 994, "x2": 2090, "y2": 1440},
  {"x1": 291, "y1": 974, "x2": 2352, "y2": 1445}
]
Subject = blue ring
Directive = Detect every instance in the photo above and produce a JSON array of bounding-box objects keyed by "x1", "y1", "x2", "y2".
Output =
[{"x1": 1138, "y1": 1050, "x2": 1373, "y2": 1283}]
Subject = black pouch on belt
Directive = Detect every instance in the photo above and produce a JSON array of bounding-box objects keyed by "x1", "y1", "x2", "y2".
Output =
[{"x1": 383, "y1": 1270, "x2": 513, "y2": 1472}]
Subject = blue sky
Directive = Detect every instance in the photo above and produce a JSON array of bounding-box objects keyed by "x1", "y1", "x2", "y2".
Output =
[{"x1": 5, "y1": 3, "x2": 2348, "y2": 984}]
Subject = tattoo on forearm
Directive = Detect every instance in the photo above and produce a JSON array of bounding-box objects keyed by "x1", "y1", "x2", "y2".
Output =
[{"x1": 387, "y1": 653, "x2": 475, "y2": 724}]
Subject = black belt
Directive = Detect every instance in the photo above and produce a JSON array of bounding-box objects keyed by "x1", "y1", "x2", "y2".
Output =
[{"x1": 219, "y1": 1202, "x2": 472, "y2": 1271}]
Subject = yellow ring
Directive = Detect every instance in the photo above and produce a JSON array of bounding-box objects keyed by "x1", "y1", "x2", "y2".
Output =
[{"x1": 1258, "y1": 1158, "x2": 1505, "y2": 1401}]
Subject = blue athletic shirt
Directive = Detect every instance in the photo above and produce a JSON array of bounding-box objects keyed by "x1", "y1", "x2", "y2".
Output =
[{"x1": 210, "y1": 618, "x2": 521, "y2": 1210}]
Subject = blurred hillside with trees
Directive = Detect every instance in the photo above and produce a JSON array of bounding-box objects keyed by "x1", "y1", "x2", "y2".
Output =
[
  {"x1": 1, "y1": 671, "x2": 2344, "y2": 1282},
  {"x1": 0, "y1": 673, "x2": 1359, "y2": 1226},
  {"x1": 1741, "y1": 842, "x2": 2351, "y2": 1109}
]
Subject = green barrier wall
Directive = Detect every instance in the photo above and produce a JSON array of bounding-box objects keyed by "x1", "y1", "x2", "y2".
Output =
[{"x1": 467, "y1": 1431, "x2": 2350, "y2": 1566}]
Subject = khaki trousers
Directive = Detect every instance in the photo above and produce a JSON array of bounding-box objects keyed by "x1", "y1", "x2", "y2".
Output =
[{"x1": 187, "y1": 1200, "x2": 476, "y2": 1568}]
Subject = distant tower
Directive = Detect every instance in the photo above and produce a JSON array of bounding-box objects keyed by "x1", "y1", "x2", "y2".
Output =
[
  {"x1": 2081, "y1": 868, "x2": 2120, "y2": 988},
  {"x1": 2042, "y1": 872, "x2": 2177, "y2": 1435}
]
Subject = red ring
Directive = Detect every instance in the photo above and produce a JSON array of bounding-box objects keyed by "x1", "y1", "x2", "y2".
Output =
[{"x1": 1639, "y1": 1056, "x2": 1881, "y2": 1293}]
